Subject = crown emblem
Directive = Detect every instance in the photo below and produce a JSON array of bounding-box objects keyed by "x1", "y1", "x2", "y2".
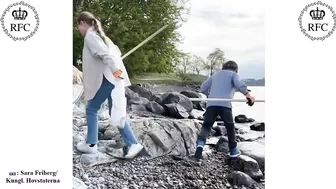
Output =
[
  {"x1": 12, "y1": 7, "x2": 28, "y2": 20},
  {"x1": 310, "y1": 7, "x2": 325, "y2": 20}
]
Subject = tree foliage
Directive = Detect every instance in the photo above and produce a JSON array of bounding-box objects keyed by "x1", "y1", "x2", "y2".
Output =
[
  {"x1": 205, "y1": 48, "x2": 225, "y2": 75},
  {"x1": 191, "y1": 55, "x2": 205, "y2": 75},
  {"x1": 73, "y1": 0, "x2": 187, "y2": 77},
  {"x1": 175, "y1": 52, "x2": 192, "y2": 74}
]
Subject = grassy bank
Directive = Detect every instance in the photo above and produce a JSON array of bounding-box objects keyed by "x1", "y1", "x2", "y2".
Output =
[{"x1": 131, "y1": 73, "x2": 207, "y2": 85}]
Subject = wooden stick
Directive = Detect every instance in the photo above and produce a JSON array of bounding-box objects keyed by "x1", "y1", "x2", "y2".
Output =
[
  {"x1": 121, "y1": 24, "x2": 169, "y2": 59},
  {"x1": 189, "y1": 98, "x2": 265, "y2": 102}
]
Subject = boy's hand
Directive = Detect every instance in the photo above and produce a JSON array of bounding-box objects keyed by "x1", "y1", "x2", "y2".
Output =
[
  {"x1": 113, "y1": 69, "x2": 124, "y2": 79},
  {"x1": 245, "y1": 93, "x2": 255, "y2": 106}
]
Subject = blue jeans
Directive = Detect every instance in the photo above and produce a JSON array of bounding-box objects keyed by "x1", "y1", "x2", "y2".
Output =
[
  {"x1": 107, "y1": 95, "x2": 138, "y2": 147},
  {"x1": 86, "y1": 75, "x2": 138, "y2": 146}
]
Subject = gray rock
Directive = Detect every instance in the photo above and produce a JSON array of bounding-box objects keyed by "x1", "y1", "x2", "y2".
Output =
[
  {"x1": 189, "y1": 109, "x2": 205, "y2": 119},
  {"x1": 180, "y1": 91, "x2": 205, "y2": 111},
  {"x1": 98, "y1": 120, "x2": 110, "y2": 132},
  {"x1": 234, "y1": 114, "x2": 255, "y2": 123},
  {"x1": 98, "y1": 132, "x2": 104, "y2": 140},
  {"x1": 227, "y1": 171, "x2": 257, "y2": 187},
  {"x1": 206, "y1": 137, "x2": 220, "y2": 146},
  {"x1": 73, "y1": 176, "x2": 88, "y2": 189},
  {"x1": 237, "y1": 130, "x2": 265, "y2": 142},
  {"x1": 250, "y1": 122, "x2": 265, "y2": 131},
  {"x1": 180, "y1": 91, "x2": 201, "y2": 98},
  {"x1": 98, "y1": 140, "x2": 117, "y2": 149},
  {"x1": 128, "y1": 97, "x2": 150, "y2": 106},
  {"x1": 146, "y1": 101, "x2": 165, "y2": 115},
  {"x1": 82, "y1": 174, "x2": 89, "y2": 182},
  {"x1": 230, "y1": 155, "x2": 263, "y2": 180},
  {"x1": 238, "y1": 142, "x2": 265, "y2": 172},
  {"x1": 213, "y1": 126, "x2": 227, "y2": 136},
  {"x1": 131, "y1": 104, "x2": 148, "y2": 112},
  {"x1": 215, "y1": 136, "x2": 229, "y2": 153},
  {"x1": 161, "y1": 92, "x2": 193, "y2": 112},
  {"x1": 149, "y1": 94, "x2": 163, "y2": 105},
  {"x1": 129, "y1": 118, "x2": 201, "y2": 157},
  {"x1": 164, "y1": 103, "x2": 189, "y2": 119},
  {"x1": 73, "y1": 130, "x2": 86, "y2": 150},
  {"x1": 73, "y1": 117, "x2": 86, "y2": 127},
  {"x1": 129, "y1": 85, "x2": 153, "y2": 100},
  {"x1": 98, "y1": 177, "x2": 105, "y2": 183},
  {"x1": 80, "y1": 152, "x2": 114, "y2": 165},
  {"x1": 125, "y1": 87, "x2": 139, "y2": 100},
  {"x1": 103, "y1": 128, "x2": 119, "y2": 140},
  {"x1": 98, "y1": 111, "x2": 109, "y2": 121}
]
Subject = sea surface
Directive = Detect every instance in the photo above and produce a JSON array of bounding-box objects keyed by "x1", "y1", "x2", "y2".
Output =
[{"x1": 232, "y1": 86, "x2": 265, "y2": 122}]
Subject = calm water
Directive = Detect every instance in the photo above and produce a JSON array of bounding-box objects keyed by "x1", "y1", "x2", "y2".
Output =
[{"x1": 232, "y1": 86, "x2": 265, "y2": 122}]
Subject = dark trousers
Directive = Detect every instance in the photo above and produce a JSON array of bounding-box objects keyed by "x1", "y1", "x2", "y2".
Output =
[{"x1": 198, "y1": 106, "x2": 237, "y2": 149}]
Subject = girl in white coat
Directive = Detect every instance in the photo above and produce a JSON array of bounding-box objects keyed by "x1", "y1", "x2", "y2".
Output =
[{"x1": 76, "y1": 11, "x2": 143, "y2": 159}]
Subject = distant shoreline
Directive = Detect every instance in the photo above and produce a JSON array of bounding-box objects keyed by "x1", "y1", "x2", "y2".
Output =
[{"x1": 242, "y1": 78, "x2": 265, "y2": 87}]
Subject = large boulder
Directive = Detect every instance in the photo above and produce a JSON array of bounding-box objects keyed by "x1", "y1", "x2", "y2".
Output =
[
  {"x1": 230, "y1": 155, "x2": 264, "y2": 180},
  {"x1": 129, "y1": 85, "x2": 153, "y2": 100},
  {"x1": 149, "y1": 94, "x2": 163, "y2": 105},
  {"x1": 128, "y1": 96, "x2": 149, "y2": 106},
  {"x1": 125, "y1": 87, "x2": 139, "y2": 100},
  {"x1": 215, "y1": 136, "x2": 230, "y2": 153},
  {"x1": 75, "y1": 116, "x2": 202, "y2": 158},
  {"x1": 180, "y1": 91, "x2": 205, "y2": 110},
  {"x1": 164, "y1": 103, "x2": 189, "y2": 119},
  {"x1": 146, "y1": 101, "x2": 165, "y2": 115},
  {"x1": 129, "y1": 118, "x2": 202, "y2": 157},
  {"x1": 227, "y1": 171, "x2": 257, "y2": 187},
  {"x1": 238, "y1": 142, "x2": 265, "y2": 172},
  {"x1": 161, "y1": 92, "x2": 193, "y2": 112},
  {"x1": 180, "y1": 90, "x2": 201, "y2": 98}
]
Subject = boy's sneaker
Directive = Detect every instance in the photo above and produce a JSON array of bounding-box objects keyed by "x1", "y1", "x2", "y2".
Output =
[
  {"x1": 124, "y1": 143, "x2": 144, "y2": 159},
  {"x1": 76, "y1": 142, "x2": 97, "y2": 154},
  {"x1": 229, "y1": 147, "x2": 241, "y2": 158},
  {"x1": 194, "y1": 145, "x2": 204, "y2": 160}
]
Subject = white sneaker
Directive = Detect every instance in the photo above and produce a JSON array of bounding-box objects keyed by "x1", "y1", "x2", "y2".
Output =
[
  {"x1": 124, "y1": 143, "x2": 144, "y2": 159},
  {"x1": 76, "y1": 141, "x2": 97, "y2": 154}
]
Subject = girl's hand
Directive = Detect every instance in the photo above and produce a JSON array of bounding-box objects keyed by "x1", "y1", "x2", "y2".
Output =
[{"x1": 113, "y1": 69, "x2": 124, "y2": 79}]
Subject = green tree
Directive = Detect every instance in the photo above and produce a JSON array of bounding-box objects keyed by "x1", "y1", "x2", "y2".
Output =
[
  {"x1": 191, "y1": 55, "x2": 205, "y2": 75},
  {"x1": 73, "y1": 0, "x2": 187, "y2": 77},
  {"x1": 176, "y1": 52, "x2": 192, "y2": 74},
  {"x1": 205, "y1": 48, "x2": 225, "y2": 75}
]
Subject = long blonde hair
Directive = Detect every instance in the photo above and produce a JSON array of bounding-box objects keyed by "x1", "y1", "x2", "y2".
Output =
[{"x1": 77, "y1": 11, "x2": 110, "y2": 44}]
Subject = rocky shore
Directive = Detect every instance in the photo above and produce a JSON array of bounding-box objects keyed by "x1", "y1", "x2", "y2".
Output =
[
  {"x1": 73, "y1": 152, "x2": 264, "y2": 189},
  {"x1": 72, "y1": 67, "x2": 265, "y2": 189}
]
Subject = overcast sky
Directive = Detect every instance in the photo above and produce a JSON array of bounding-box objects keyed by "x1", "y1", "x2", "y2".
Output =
[{"x1": 177, "y1": 0, "x2": 265, "y2": 79}]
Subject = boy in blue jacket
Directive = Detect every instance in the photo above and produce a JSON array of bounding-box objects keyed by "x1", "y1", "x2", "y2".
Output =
[{"x1": 195, "y1": 60, "x2": 255, "y2": 159}]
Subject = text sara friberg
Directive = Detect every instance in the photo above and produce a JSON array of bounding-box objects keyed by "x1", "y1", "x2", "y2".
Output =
[{"x1": 20, "y1": 170, "x2": 58, "y2": 176}]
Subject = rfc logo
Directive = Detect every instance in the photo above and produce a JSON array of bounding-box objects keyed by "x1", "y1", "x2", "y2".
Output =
[
  {"x1": 0, "y1": 1, "x2": 39, "y2": 41},
  {"x1": 298, "y1": 1, "x2": 336, "y2": 41}
]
